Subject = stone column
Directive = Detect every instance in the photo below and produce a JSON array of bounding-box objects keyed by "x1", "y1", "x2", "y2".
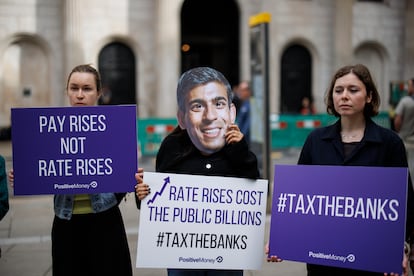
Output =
[
  {"x1": 404, "y1": 0, "x2": 414, "y2": 78},
  {"x1": 333, "y1": 0, "x2": 354, "y2": 69},
  {"x1": 63, "y1": 0, "x2": 84, "y2": 77},
  {"x1": 155, "y1": 0, "x2": 181, "y2": 117}
]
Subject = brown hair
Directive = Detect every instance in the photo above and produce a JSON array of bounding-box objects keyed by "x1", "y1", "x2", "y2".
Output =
[
  {"x1": 176, "y1": 67, "x2": 233, "y2": 113},
  {"x1": 325, "y1": 64, "x2": 380, "y2": 117},
  {"x1": 66, "y1": 64, "x2": 102, "y2": 92}
]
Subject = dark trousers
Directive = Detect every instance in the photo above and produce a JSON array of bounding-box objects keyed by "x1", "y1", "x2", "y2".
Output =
[
  {"x1": 167, "y1": 269, "x2": 243, "y2": 276},
  {"x1": 52, "y1": 206, "x2": 132, "y2": 276},
  {"x1": 307, "y1": 264, "x2": 384, "y2": 276}
]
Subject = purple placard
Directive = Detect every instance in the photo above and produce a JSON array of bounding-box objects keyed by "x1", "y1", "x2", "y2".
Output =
[
  {"x1": 11, "y1": 105, "x2": 138, "y2": 195},
  {"x1": 269, "y1": 164, "x2": 407, "y2": 274}
]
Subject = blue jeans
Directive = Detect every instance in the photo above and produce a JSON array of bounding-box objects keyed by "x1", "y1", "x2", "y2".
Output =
[{"x1": 167, "y1": 269, "x2": 243, "y2": 276}]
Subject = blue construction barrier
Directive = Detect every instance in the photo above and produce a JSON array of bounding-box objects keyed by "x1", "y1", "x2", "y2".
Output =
[{"x1": 138, "y1": 112, "x2": 391, "y2": 156}]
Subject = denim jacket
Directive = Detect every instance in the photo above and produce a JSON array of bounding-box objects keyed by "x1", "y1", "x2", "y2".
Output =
[
  {"x1": 54, "y1": 193, "x2": 118, "y2": 220},
  {"x1": 0, "y1": 155, "x2": 9, "y2": 220}
]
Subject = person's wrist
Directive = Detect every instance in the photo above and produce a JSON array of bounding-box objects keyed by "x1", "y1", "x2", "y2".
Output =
[{"x1": 405, "y1": 241, "x2": 410, "y2": 257}]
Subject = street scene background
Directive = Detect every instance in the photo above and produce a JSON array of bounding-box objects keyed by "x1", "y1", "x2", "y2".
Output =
[{"x1": 0, "y1": 141, "x2": 309, "y2": 276}]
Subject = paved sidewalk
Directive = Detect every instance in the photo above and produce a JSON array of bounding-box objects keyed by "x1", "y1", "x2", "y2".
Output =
[
  {"x1": 0, "y1": 141, "x2": 307, "y2": 276},
  {"x1": 0, "y1": 195, "x2": 307, "y2": 276}
]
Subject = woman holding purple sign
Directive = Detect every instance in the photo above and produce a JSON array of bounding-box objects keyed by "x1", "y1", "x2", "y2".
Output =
[
  {"x1": 9, "y1": 64, "x2": 133, "y2": 276},
  {"x1": 294, "y1": 64, "x2": 414, "y2": 275}
]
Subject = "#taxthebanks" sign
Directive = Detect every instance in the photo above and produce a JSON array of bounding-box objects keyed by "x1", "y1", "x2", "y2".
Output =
[{"x1": 269, "y1": 164, "x2": 408, "y2": 274}]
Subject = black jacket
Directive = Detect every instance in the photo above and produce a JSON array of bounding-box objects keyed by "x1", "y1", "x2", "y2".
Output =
[{"x1": 156, "y1": 127, "x2": 260, "y2": 179}]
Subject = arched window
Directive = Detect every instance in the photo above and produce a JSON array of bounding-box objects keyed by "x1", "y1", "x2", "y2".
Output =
[
  {"x1": 98, "y1": 42, "x2": 136, "y2": 105},
  {"x1": 0, "y1": 38, "x2": 49, "y2": 126},
  {"x1": 280, "y1": 45, "x2": 312, "y2": 114}
]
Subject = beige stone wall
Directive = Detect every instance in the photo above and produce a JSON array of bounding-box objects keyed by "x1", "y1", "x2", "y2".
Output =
[
  {"x1": 404, "y1": 0, "x2": 414, "y2": 79},
  {"x1": 0, "y1": 0, "x2": 64, "y2": 126},
  {"x1": 263, "y1": 0, "x2": 336, "y2": 113},
  {"x1": 63, "y1": 0, "x2": 159, "y2": 116}
]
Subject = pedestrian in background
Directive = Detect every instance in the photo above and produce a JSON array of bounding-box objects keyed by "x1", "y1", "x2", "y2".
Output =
[
  {"x1": 299, "y1": 96, "x2": 316, "y2": 115},
  {"x1": 135, "y1": 67, "x2": 260, "y2": 276},
  {"x1": 231, "y1": 83, "x2": 241, "y2": 114},
  {"x1": 394, "y1": 78, "x2": 414, "y2": 141},
  {"x1": 394, "y1": 78, "x2": 414, "y2": 169},
  {"x1": 235, "y1": 80, "x2": 252, "y2": 144},
  {"x1": 394, "y1": 77, "x2": 414, "y2": 273},
  {"x1": 9, "y1": 64, "x2": 134, "y2": 276}
]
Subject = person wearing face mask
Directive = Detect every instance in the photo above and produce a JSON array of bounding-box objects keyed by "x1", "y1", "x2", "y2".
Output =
[{"x1": 135, "y1": 67, "x2": 259, "y2": 276}]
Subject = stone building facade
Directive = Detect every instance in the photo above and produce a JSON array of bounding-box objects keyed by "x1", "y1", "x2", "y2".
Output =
[{"x1": 0, "y1": 0, "x2": 413, "y2": 126}]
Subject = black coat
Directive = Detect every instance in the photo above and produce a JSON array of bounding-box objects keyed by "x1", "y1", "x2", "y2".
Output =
[{"x1": 156, "y1": 127, "x2": 260, "y2": 179}]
